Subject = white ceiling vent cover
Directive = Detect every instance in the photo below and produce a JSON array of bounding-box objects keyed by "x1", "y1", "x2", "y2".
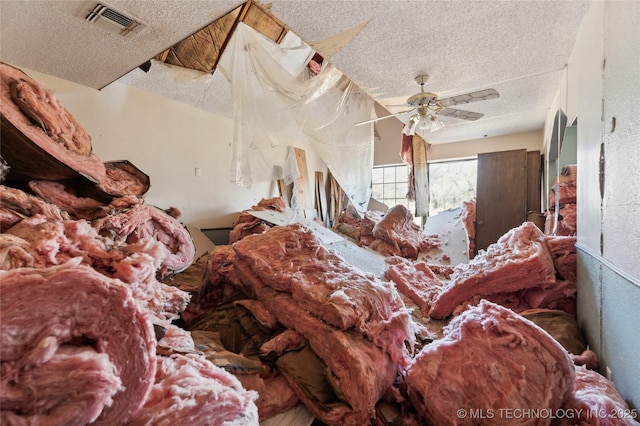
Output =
[{"x1": 84, "y1": 3, "x2": 145, "y2": 36}]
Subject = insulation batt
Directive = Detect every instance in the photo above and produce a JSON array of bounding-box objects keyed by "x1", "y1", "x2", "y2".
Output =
[
  {"x1": 335, "y1": 203, "x2": 380, "y2": 244},
  {"x1": 228, "y1": 196, "x2": 288, "y2": 243},
  {"x1": 260, "y1": 330, "x2": 307, "y2": 356},
  {"x1": 4, "y1": 69, "x2": 90, "y2": 155},
  {"x1": 0, "y1": 259, "x2": 157, "y2": 425},
  {"x1": 0, "y1": 208, "x2": 23, "y2": 231},
  {"x1": 550, "y1": 181, "x2": 577, "y2": 207},
  {"x1": 4, "y1": 214, "x2": 190, "y2": 322},
  {"x1": 194, "y1": 244, "x2": 249, "y2": 313},
  {"x1": 405, "y1": 300, "x2": 576, "y2": 426},
  {"x1": 28, "y1": 180, "x2": 112, "y2": 220},
  {"x1": 521, "y1": 279, "x2": 577, "y2": 316},
  {"x1": 545, "y1": 236, "x2": 577, "y2": 281},
  {"x1": 98, "y1": 161, "x2": 150, "y2": 198},
  {"x1": 334, "y1": 204, "x2": 443, "y2": 259},
  {"x1": 372, "y1": 204, "x2": 440, "y2": 259},
  {"x1": 9, "y1": 70, "x2": 91, "y2": 155},
  {"x1": 251, "y1": 285, "x2": 398, "y2": 426},
  {"x1": 384, "y1": 256, "x2": 445, "y2": 316},
  {"x1": 232, "y1": 223, "x2": 416, "y2": 366},
  {"x1": 228, "y1": 211, "x2": 272, "y2": 243},
  {"x1": 92, "y1": 203, "x2": 196, "y2": 279},
  {"x1": 127, "y1": 353, "x2": 259, "y2": 426},
  {"x1": 232, "y1": 223, "x2": 418, "y2": 425},
  {"x1": 0, "y1": 63, "x2": 106, "y2": 182},
  {"x1": 545, "y1": 204, "x2": 577, "y2": 237},
  {"x1": 549, "y1": 165, "x2": 577, "y2": 207},
  {"x1": 560, "y1": 366, "x2": 638, "y2": 425},
  {"x1": 0, "y1": 234, "x2": 37, "y2": 269},
  {"x1": 1, "y1": 184, "x2": 71, "y2": 223},
  {"x1": 429, "y1": 221, "x2": 557, "y2": 319}
]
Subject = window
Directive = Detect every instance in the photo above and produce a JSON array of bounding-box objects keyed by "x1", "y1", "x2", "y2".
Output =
[
  {"x1": 372, "y1": 159, "x2": 476, "y2": 220},
  {"x1": 371, "y1": 164, "x2": 415, "y2": 212},
  {"x1": 428, "y1": 159, "x2": 477, "y2": 216}
]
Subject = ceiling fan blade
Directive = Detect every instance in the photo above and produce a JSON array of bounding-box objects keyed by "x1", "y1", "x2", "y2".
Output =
[
  {"x1": 355, "y1": 114, "x2": 397, "y2": 126},
  {"x1": 436, "y1": 108, "x2": 484, "y2": 121},
  {"x1": 354, "y1": 108, "x2": 417, "y2": 126},
  {"x1": 437, "y1": 88, "x2": 499, "y2": 107}
]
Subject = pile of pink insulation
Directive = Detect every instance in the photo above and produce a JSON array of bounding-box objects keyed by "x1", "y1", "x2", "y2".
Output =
[{"x1": 1, "y1": 63, "x2": 258, "y2": 425}]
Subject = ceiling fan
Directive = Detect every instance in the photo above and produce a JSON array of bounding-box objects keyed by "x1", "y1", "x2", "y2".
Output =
[{"x1": 357, "y1": 74, "x2": 499, "y2": 135}]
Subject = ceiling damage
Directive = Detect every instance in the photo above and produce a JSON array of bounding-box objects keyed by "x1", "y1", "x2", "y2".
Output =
[{"x1": 0, "y1": 0, "x2": 592, "y2": 144}]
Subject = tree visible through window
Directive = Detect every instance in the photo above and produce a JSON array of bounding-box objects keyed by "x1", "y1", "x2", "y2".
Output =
[
  {"x1": 372, "y1": 159, "x2": 476, "y2": 219},
  {"x1": 371, "y1": 164, "x2": 415, "y2": 212},
  {"x1": 429, "y1": 159, "x2": 477, "y2": 216}
]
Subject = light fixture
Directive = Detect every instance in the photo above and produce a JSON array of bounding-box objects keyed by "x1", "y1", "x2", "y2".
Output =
[
  {"x1": 402, "y1": 110, "x2": 444, "y2": 136},
  {"x1": 402, "y1": 114, "x2": 420, "y2": 135},
  {"x1": 426, "y1": 114, "x2": 445, "y2": 131}
]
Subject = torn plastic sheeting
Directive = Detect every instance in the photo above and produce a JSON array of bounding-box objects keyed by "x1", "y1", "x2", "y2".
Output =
[
  {"x1": 218, "y1": 23, "x2": 322, "y2": 187},
  {"x1": 217, "y1": 23, "x2": 374, "y2": 214},
  {"x1": 296, "y1": 76, "x2": 373, "y2": 214}
]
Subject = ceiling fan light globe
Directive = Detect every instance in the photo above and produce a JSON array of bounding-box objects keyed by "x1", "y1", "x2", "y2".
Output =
[
  {"x1": 417, "y1": 117, "x2": 431, "y2": 130},
  {"x1": 402, "y1": 115, "x2": 419, "y2": 135}
]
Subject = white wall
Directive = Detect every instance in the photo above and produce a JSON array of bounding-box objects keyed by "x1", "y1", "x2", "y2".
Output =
[
  {"x1": 18, "y1": 68, "x2": 328, "y2": 229},
  {"x1": 601, "y1": 2, "x2": 640, "y2": 276},
  {"x1": 561, "y1": 0, "x2": 640, "y2": 409}
]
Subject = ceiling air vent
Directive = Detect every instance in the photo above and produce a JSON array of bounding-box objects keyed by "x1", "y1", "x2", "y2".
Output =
[{"x1": 84, "y1": 3, "x2": 145, "y2": 36}]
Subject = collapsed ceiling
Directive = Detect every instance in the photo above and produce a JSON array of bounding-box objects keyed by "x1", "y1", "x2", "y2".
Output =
[{"x1": 0, "y1": 0, "x2": 592, "y2": 144}]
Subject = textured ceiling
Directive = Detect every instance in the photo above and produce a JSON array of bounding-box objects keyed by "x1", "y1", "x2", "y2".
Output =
[{"x1": 0, "y1": 0, "x2": 592, "y2": 144}]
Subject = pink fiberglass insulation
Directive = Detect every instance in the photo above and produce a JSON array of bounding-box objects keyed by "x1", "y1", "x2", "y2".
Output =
[
  {"x1": 28, "y1": 180, "x2": 112, "y2": 221},
  {"x1": 385, "y1": 256, "x2": 445, "y2": 316},
  {"x1": 0, "y1": 233, "x2": 40, "y2": 270},
  {"x1": 232, "y1": 224, "x2": 420, "y2": 425},
  {"x1": 0, "y1": 63, "x2": 105, "y2": 183},
  {"x1": 127, "y1": 353, "x2": 259, "y2": 426},
  {"x1": 92, "y1": 203, "x2": 196, "y2": 278},
  {"x1": 544, "y1": 235, "x2": 577, "y2": 281},
  {"x1": 545, "y1": 203, "x2": 577, "y2": 237},
  {"x1": 98, "y1": 160, "x2": 150, "y2": 198},
  {"x1": 372, "y1": 204, "x2": 440, "y2": 259},
  {"x1": 254, "y1": 284, "x2": 398, "y2": 426},
  {"x1": 406, "y1": 300, "x2": 575, "y2": 426},
  {"x1": 5, "y1": 215, "x2": 190, "y2": 322},
  {"x1": 430, "y1": 221, "x2": 556, "y2": 319},
  {"x1": 1, "y1": 184, "x2": 70, "y2": 222},
  {"x1": 0, "y1": 260, "x2": 156, "y2": 425},
  {"x1": 560, "y1": 365, "x2": 638, "y2": 425},
  {"x1": 233, "y1": 223, "x2": 416, "y2": 367}
]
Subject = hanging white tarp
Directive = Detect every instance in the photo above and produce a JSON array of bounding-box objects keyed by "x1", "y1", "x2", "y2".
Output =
[{"x1": 218, "y1": 22, "x2": 374, "y2": 214}]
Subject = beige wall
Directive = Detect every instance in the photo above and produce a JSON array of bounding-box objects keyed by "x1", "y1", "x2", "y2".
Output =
[
  {"x1": 426, "y1": 130, "x2": 543, "y2": 162},
  {"x1": 373, "y1": 126, "x2": 543, "y2": 166},
  {"x1": 20, "y1": 68, "x2": 328, "y2": 229}
]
